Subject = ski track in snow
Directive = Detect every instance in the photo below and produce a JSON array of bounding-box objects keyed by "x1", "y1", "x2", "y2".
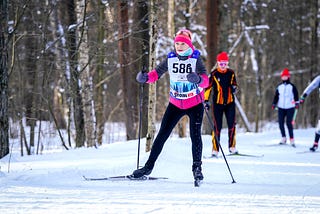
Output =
[{"x1": 1, "y1": 129, "x2": 320, "y2": 213}]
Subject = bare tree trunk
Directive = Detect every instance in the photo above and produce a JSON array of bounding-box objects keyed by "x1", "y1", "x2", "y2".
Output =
[
  {"x1": 55, "y1": 1, "x2": 73, "y2": 147},
  {"x1": 19, "y1": 118, "x2": 24, "y2": 156},
  {"x1": 245, "y1": 33, "x2": 262, "y2": 132},
  {"x1": 146, "y1": 0, "x2": 158, "y2": 152},
  {"x1": 130, "y1": 0, "x2": 149, "y2": 138},
  {"x1": 184, "y1": 0, "x2": 190, "y2": 29},
  {"x1": 234, "y1": 96, "x2": 252, "y2": 132},
  {"x1": 203, "y1": 0, "x2": 219, "y2": 135},
  {"x1": 0, "y1": 0, "x2": 9, "y2": 159},
  {"x1": 28, "y1": 31, "x2": 40, "y2": 154},
  {"x1": 95, "y1": 1, "x2": 107, "y2": 146},
  {"x1": 51, "y1": 4, "x2": 67, "y2": 130},
  {"x1": 53, "y1": 80, "x2": 67, "y2": 129},
  {"x1": 19, "y1": 117, "x2": 29, "y2": 156},
  {"x1": 168, "y1": 0, "x2": 175, "y2": 36},
  {"x1": 66, "y1": 0, "x2": 86, "y2": 148},
  {"x1": 118, "y1": 1, "x2": 137, "y2": 140},
  {"x1": 77, "y1": 0, "x2": 97, "y2": 147},
  {"x1": 206, "y1": 0, "x2": 219, "y2": 71},
  {"x1": 140, "y1": 4, "x2": 150, "y2": 139},
  {"x1": 24, "y1": 5, "x2": 39, "y2": 154},
  {"x1": 309, "y1": 0, "x2": 319, "y2": 126},
  {"x1": 29, "y1": 70, "x2": 38, "y2": 154}
]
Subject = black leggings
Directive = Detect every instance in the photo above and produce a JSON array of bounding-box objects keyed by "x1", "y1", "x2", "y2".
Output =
[
  {"x1": 278, "y1": 108, "x2": 295, "y2": 139},
  {"x1": 212, "y1": 102, "x2": 236, "y2": 151},
  {"x1": 145, "y1": 103, "x2": 204, "y2": 169}
]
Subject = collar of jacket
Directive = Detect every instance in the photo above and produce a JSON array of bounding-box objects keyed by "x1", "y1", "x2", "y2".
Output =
[
  {"x1": 282, "y1": 79, "x2": 290, "y2": 84},
  {"x1": 176, "y1": 54, "x2": 189, "y2": 60}
]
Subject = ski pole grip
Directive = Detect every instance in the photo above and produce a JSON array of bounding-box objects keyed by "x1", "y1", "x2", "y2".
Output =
[{"x1": 141, "y1": 66, "x2": 147, "y2": 74}]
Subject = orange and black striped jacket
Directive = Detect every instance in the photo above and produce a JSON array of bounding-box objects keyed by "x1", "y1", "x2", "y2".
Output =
[{"x1": 204, "y1": 68, "x2": 237, "y2": 105}]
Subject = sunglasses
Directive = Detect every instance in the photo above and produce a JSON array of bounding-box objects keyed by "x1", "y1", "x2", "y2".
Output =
[
  {"x1": 218, "y1": 62, "x2": 228, "y2": 67},
  {"x1": 176, "y1": 29, "x2": 192, "y2": 39}
]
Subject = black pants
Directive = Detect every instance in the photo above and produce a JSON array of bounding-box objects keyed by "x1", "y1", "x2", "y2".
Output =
[
  {"x1": 278, "y1": 107, "x2": 295, "y2": 139},
  {"x1": 212, "y1": 102, "x2": 236, "y2": 152},
  {"x1": 145, "y1": 103, "x2": 204, "y2": 169}
]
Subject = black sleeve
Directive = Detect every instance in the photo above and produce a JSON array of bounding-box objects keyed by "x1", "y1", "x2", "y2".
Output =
[
  {"x1": 155, "y1": 58, "x2": 168, "y2": 78},
  {"x1": 292, "y1": 84, "x2": 299, "y2": 102},
  {"x1": 272, "y1": 88, "x2": 279, "y2": 105},
  {"x1": 230, "y1": 69, "x2": 238, "y2": 87},
  {"x1": 195, "y1": 57, "x2": 207, "y2": 75}
]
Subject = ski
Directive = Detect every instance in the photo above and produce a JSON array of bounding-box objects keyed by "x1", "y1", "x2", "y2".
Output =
[
  {"x1": 260, "y1": 143, "x2": 295, "y2": 147},
  {"x1": 204, "y1": 153, "x2": 263, "y2": 158},
  {"x1": 203, "y1": 155, "x2": 219, "y2": 159},
  {"x1": 296, "y1": 150, "x2": 320, "y2": 154},
  {"x1": 83, "y1": 175, "x2": 168, "y2": 181},
  {"x1": 227, "y1": 153, "x2": 264, "y2": 158}
]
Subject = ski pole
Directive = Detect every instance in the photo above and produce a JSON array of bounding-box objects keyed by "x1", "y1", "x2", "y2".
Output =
[
  {"x1": 195, "y1": 82, "x2": 236, "y2": 183},
  {"x1": 136, "y1": 67, "x2": 146, "y2": 169},
  {"x1": 203, "y1": 105, "x2": 236, "y2": 183},
  {"x1": 291, "y1": 108, "x2": 298, "y2": 126}
]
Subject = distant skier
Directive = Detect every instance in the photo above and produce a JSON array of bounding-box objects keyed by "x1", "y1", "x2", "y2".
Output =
[
  {"x1": 204, "y1": 52, "x2": 239, "y2": 157},
  {"x1": 272, "y1": 68, "x2": 299, "y2": 147},
  {"x1": 299, "y1": 75, "x2": 320, "y2": 152},
  {"x1": 134, "y1": 29, "x2": 209, "y2": 183}
]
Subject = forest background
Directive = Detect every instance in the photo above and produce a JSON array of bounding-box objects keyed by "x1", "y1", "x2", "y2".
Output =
[{"x1": 0, "y1": 0, "x2": 319, "y2": 158}]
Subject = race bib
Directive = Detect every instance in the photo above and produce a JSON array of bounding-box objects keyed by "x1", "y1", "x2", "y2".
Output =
[{"x1": 168, "y1": 57, "x2": 202, "y2": 100}]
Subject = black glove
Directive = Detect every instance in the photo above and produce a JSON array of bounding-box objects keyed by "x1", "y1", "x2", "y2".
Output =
[
  {"x1": 187, "y1": 73, "x2": 201, "y2": 84},
  {"x1": 231, "y1": 86, "x2": 238, "y2": 94},
  {"x1": 272, "y1": 104, "x2": 276, "y2": 110},
  {"x1": 204, "y1": 101, "x2": 210, "y2": 111},
  {"x1": 136, "y1": 71, "x2": 148, "y2": 83}
]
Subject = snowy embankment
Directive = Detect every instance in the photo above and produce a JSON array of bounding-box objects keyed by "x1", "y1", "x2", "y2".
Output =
[{"x1": 1, "y1": 128, "x2": 320, "y2": 213}]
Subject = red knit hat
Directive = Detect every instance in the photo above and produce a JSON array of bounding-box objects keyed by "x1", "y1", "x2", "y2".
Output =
[
  {"x1": 217, "y1": 52, "x2": 229, "y2": 61},
  {"x1": 281, "y1": 68, "x2": 290, "y2": 77},
  {"x1": 174, "y1": 29, "x2": 194, "y2": 50}
]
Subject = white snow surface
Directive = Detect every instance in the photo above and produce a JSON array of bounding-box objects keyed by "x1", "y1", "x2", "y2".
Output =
[{"x1": 1, "y1": 128, "x2": 320, "y2": 214}]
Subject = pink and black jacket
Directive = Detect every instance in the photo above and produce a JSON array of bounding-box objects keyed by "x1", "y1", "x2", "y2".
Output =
[{"x1": 146, "y1": 50, "x2": 209, "y2": 109}]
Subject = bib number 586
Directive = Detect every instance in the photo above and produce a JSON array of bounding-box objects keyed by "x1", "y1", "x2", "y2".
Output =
[{"x1": 172, "y1": 63, "x2": 192, "y2": 73}]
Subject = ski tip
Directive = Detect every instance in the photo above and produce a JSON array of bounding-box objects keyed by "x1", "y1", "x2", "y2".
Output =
[
  {"x1": 227, "y1": 153, "x2": 264, "y2": 158},
  {"x1": 297, "y1": 150, "x2": 320, "y2": 154},
  {"x1": 203, "y1": 155, "x2": 219, "y2": 159}
]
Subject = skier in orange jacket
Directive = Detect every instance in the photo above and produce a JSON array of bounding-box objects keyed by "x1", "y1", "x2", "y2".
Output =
[{"x1": 204, "y1": 52, "x2": 238, "y2": 157}]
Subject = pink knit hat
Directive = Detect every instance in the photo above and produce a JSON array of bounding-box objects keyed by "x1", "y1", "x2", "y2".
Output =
[{"x1": 174, "y1": 29, "x2": 194, "y2": 50}]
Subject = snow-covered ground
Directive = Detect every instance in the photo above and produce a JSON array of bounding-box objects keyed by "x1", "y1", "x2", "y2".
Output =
[{"x1": 1, "y1": 128, "x2": 320, "y2": 214}]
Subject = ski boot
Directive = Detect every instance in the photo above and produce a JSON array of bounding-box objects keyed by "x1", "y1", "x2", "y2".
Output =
[
  {"x1": 290, "y1": 138, "x2": 296, "y2": 148},
  {"x1": 279, "y1": 137, "x2": 287, "y2": 145},
  {"x1": 229, "y1": 147, "x2": 238, "y2": 155},
  {"x1": 132, "y1": 165, "x2": 152, "y2": 179},
  {"x1": 310, "y1": 143, "x2": 318, "y2": 152},
  {"x1": 211, "y1": 150, "x2": 219, "y2": 158},
  {"x1": 192, "y1": 161, "x2": 203, "y2": 187}
]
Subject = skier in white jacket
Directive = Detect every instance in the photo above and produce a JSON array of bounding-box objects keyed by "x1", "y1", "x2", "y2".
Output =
[
  {"x1": 272, "y1": 68, "x2": 299, "y2": 147},
  {"x1": 300, "y1": 75, "x2": 320, "y2": 152}
]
